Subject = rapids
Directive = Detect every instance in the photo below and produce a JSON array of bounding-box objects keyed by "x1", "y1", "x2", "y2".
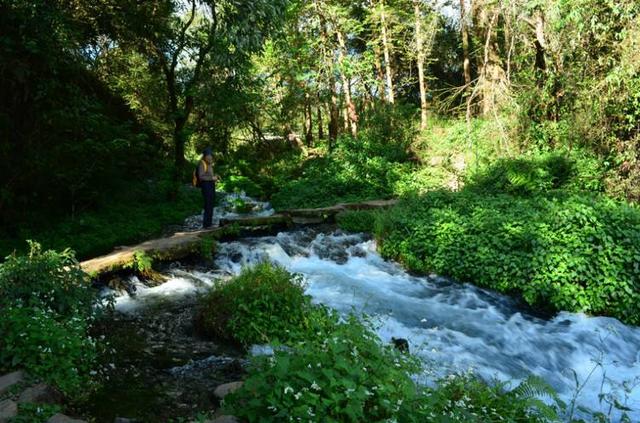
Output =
[{"x1": 105, "y1": 209, "x2": 640, "y2": 421}]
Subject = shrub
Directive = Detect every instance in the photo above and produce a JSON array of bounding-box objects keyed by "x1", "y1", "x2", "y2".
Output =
[
  {"x1": 336, "y1": 210, "x2": 378, "y2": 233},
  {"x1": 0, "y1": 241, "x2": 95, "y2": 320},
  {"x1": 224, "y1": 315, "x2": 560, "y2": 422},
  {"x1": 422, "y1": 374, "x2": 560, "y2": 422},
  {"x1": 271, "y1": 134, "x2": 416, "y2": 210},
  {"x1": 375, "y1": 190, "x2": 640, "y2": 324},
  {"x1": 0, "y1": 306, "x2": 98, "y2": 398},
  {"x1": 0, "y1": 242, "x2": 101, "y2": 398},
  {"x1": 223, "y1": 315, "x2": 426, "y2": 422},
  {"x1": 196, "y1": 261, "x2": 334, "y2": 346}
]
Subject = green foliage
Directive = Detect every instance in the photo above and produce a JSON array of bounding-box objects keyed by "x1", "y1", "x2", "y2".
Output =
[
  {"x1": 375, "y1": 190, "x2": 640, "y2": 324},
  {"x1": 0, "y1": 241, "x2": 94, "y2": 319},
  {"x1": 466, "y1": 152, "x2": 604, "y2": 196},
  {"x1": 124, "y1": 250, "x2": 154, "y2": 278},
  {"x1": 196, "y1": 262, "x2": 334, "y2": 346},
  {"x1": 336, "y1": 210, "x2": 378, "y2": 233},
  {"x1": 0, "y1": 1, "x2": 162, "y2": 230},
  {"x1": 0, "y1": 306, "x2": 98, "y2": 398},
  {"x1": 0, "y1": 185, "x2": 201, "y2": 260},
  {"x1": 271, "y1": 134, "x2": 416, "y2": 210},
  {"x1": 224, "y1": 315, "x2": 426, "y2": 422},
  {"x1": 0, "y1": 242, "x2": 101, "y2": 398},
  {"x1": 421, "y1": 374, "x2": 561, "y2": 422},
  {"x1": 199, "y1": 237, "x2": 217, "y2": 262},
  {"x1": 224, "y1": 315, "x2": 560, "y2": 422},
  {"x1": 11, "y1": 403, "x2": 62, "y2": 423}
]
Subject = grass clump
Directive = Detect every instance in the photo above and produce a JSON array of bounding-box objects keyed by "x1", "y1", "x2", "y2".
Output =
[{"x1": 196, "y1": 261, "x2": 334, "y2": 346}]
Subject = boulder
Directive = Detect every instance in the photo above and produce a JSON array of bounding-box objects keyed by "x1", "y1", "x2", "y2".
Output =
[
  {"x1": 0, "y1": 399, "x2": 18, "y2": 422},
  {"x1": 18, "y1": 383, "x2": 63, "y2": 404},
  {"x1": 213, "y1": 381, "x2": 243, "y2": 400},
  {"x1": 0, "y1": 371, "x2": 24, "y2": 395},
  {"x1": 47, "y1": 414, "x2": 87, "y2": 423}
]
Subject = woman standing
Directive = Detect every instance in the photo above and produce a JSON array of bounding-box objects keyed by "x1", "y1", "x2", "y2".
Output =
[{"x1": 198, "y1": 147, "x2": 218, "y2": 228}]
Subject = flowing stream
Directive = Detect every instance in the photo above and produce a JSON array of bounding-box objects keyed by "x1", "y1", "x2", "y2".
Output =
[{"x1": 105, "y1": 197, "x2": 640, "y2": 422}]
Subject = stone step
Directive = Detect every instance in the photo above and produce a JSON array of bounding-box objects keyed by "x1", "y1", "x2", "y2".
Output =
[
  {"x1": 47, "y1": 413, "x2": 87, "y2": 423},
  {"x1": 0, "y1": 371, "x2": 24, "y2": 395},
  {"x1": 0, "y1": 399, "x2": 18, "y2": 423}
]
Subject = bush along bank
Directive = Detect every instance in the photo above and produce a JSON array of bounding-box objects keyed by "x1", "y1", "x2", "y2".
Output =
[
  {"x1": 197, "y1": 262, "x2": 563, "y2": 422},
  {"x1": 0, "y1": 242, "x2": 111, "y2": 420},
  {"x1": 333, "y1": 154, "x2": 640, "y2": 326},
  {"x1": 365, "y1": 189, "x2": 640, "y2": 326}
]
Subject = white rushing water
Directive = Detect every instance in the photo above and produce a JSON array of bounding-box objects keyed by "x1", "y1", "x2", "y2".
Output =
[{"x1": 108, "y1": 229, "x2": 640, "y2": 421}]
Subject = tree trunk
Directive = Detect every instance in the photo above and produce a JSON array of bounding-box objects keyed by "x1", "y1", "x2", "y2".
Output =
[
  {"x1": 373, "y1": 44, "x2": 386, "y2": 100},
  {"x1": 173, "y1": 117, "x2": 187, "y2": 183},
  {"x1": 533, "y1": 10, "x2": 547, "y2": 76},
  {"x1": 474, "y1": 4, "x2": 507, "y2": 116},
  {"x1": 461, "y1": 0, "x2": 472, "y2": 88},
  {"x1": 329, "y1": 78, "x2": 339, "y2": 146},
  {"x1": 317, "y1": 103, "x2": 324, "y2": 140},
  {"x1": 414, "y1": 0, "x2": 428, "y2": 130},
  {"x1": 336, "y1": 29, "x2": 358, "y2": 137},
  {"x1": 380, "y1": 0, "x2": 395, "y2": 104},
  {"x1": 304, "y1": 95, "x2": 313, "y2": 146}
]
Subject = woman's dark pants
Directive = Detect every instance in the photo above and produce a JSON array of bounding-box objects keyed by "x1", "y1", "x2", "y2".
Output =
[{"x1": 201, "y1": 181, "x2": 215, "y2": 228}]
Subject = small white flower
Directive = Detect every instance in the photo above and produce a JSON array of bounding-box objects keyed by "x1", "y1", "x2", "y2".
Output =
[
  {"x1": 310, "y1": 381, "x2": 321, "y2": 391},
  {"x1": 284, "y1": 386, "x2": 294, "y2": 394}
]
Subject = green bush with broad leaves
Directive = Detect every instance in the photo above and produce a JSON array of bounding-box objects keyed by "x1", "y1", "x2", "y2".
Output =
[
  {"x1": 223, "y1": 314, "x2": 426, "y2": 422},
  {"x1": 0, "y1": 242, "x2": 103, "y2": 398},
  {"x1": 375, "y1": 190, "x2": 640, "y2": 325},
  {"x1": 196, "y1": 261, "x2": 334, "y2": 346}
]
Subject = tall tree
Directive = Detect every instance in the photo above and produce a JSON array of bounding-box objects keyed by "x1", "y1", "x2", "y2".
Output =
[
  {"x1": 414, "y1": 0, "x2": 428, "y2": 129},
  {"x1": 379, "y1": 0, "x2": 396, "y2": 104},
  {"x1": 460, "y1": 0, "x2": 472, "y2": 87}
]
